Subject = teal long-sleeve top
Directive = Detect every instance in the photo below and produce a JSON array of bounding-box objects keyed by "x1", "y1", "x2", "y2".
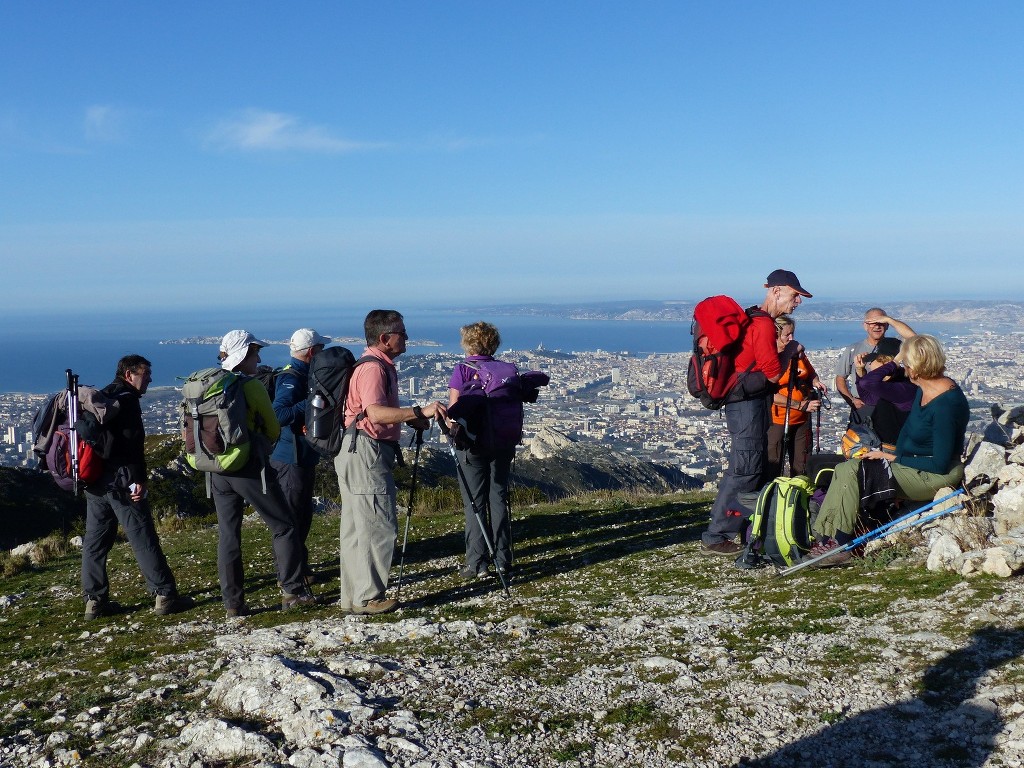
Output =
[{"x1": 895, "y1": 384, "x2": 969, "y2": 474}]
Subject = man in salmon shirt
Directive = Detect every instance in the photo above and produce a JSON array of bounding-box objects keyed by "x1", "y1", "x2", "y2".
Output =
[
  {"x1": 699, "y1": 270, "x2": 812, "y2": 556},
  {"x1": 334, "y1": 310, "x2": 447, "y2": 614}
]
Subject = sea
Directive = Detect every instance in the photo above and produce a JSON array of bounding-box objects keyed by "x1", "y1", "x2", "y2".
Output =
[{"x1": 0, "y1": 307, "x2": 971, "y2": 395}]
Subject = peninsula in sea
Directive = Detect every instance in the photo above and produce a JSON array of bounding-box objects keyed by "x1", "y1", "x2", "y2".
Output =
[{"x1": 458, "y1": 299, "x2": 1024, "y2": 328}]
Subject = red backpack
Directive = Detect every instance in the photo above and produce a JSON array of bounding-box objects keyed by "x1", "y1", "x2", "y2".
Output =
[{"x1": 687, "y1": 296, "x2": 760, "y2": 410}]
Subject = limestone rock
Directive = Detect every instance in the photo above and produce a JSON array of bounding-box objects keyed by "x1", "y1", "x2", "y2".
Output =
[
  {"x1": 978, "y1": 545, "x2": 1024, "y2": 578},
  {"x1": 927, "y1": 533, "x2": 963, "y2": 572},
  {"x1": 992, "y1": 485, "x2": 1024, "y2": 536},
  {"x1": 965, "y1": 442, "x2": 1006, "y2": 487},
  {"x1": 178, "y1": 718, "x2": 276, "y2": 761}
]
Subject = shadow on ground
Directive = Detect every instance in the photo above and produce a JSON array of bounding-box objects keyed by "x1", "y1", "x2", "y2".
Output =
[
  {"x1": 736, "y1": 625, "x2": 1024, "y2": 768},
  {"x1": 398, "y1": 497, "x2": 710, "y2": 608}
]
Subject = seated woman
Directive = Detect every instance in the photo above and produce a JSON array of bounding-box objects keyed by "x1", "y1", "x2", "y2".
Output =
[
  {"x1": 810, "y1": 335, "x2": 969, "y2": 564},
  {"x1": 766, "y1": 315, "x2": 825, "y2": 478}
]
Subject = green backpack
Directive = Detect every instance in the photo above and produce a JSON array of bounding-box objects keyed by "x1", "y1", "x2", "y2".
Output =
[
  {"x1": 181, "y1": 367, "x2": 251, "y2": 474},
  {"x1": 740, "y1": 475, "x2": 817, "y2": 568}
]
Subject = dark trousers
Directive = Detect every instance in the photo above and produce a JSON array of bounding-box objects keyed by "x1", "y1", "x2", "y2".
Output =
[
  {"x1": 270, "y1": 459, "x2": 316, "y2": 574},
  {"x1": 210, "y1": 465, "x2": 304, "y2": 609},
  {"x1": 456, "y1": 446, "x2": 515, "y2": 572},
  {"x1": 81, "y1": 489, "x2": 177, "y2": 601},
  {"x1": 766, "y1": 419, "x2": 812, "y2": 478},
  {"x1": 702, "y1": 395, "x2": 770, "y2": 545}
]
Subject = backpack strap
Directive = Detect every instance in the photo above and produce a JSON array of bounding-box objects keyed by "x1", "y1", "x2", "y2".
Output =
[{"x1": 346, "y1": 356, "x2": 393, "y2": 454}]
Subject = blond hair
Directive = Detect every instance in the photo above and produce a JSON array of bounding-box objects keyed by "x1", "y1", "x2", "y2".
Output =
[
  {"x1": 460, "y1": 322, "x2": 501, "y2": 356},
  {"x1": 774, "y1": 314, "x2": 795, "y2": 337},
  {"x1": 903, "y1": 334, "x2": 946, "y2": 379}
]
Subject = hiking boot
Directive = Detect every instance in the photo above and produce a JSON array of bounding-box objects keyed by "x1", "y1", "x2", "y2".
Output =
[
  {"x1": 84, "y1": 598, "x2": 121, "y2": 621},
  {"x1": 459, "y1": 566, "x2": 491, "y2": 581},
  {"x1": 807, "y1": 539, "x2": 854, "y2": 568},
  {"x1": 281, "y1": 591, "x2": 318, "y2": 610},
  {"x1": 154, "y1": 594, "x2": 194, "y2": 616},
  {"x1": 352, "y1": 598, "x2": 398, "y2": 615},
  {"x1": 225, "y1": 604, "x2": 250, "y2": 618},
  {"x1": 700, "y1": 540, "x2": 742, "y2": 557}
]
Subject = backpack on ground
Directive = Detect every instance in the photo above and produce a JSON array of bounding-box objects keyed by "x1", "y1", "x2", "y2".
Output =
[
  {"x1": 180, "y1": 367, "x2": 251, "y2": 474},
  {"x1": 687, "y1": 296, "x2": 764, "y2": 410},
  {"x1": 31, "y1": 371, "x2": 118, "y2": 493},
  {"x1": 305, "y1": 347, "x2": 389, "y2": 457},
  {"x1": 738, "y1": 474, "x2": 817, "y2": 568}
]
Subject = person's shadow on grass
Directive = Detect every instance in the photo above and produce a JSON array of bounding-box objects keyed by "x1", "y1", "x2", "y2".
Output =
[{"x1": 736, "y1": 625, "x2": 1024, "y2": 768}]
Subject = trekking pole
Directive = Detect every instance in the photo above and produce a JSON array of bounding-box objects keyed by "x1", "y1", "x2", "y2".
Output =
[
  {"x1": 394, "y1": 427, "x2": 424, "y2": 602},
  {"x1": 66, "y1": 369, "x2": 80, "y2": 497},
  {"x1": 815, "y1": 395, "x2": 822, "y2": 453},
  {"x1": 778, "y1": 488, "x2": 966, "y2": 577},
  {"x1": 782, "y1": 355, "x2": 798, "y2": 477},
  {"x1": 438, "y1": 419, "x2": 511, "y2": 597}
]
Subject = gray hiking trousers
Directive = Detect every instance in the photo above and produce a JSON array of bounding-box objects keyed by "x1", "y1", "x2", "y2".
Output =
[
  {"x1": 81, "y1": 488, "x2": 178, "y2": 601},
  {"x1": 210, "y1": 463, "x2": 306, "y2": 610},
  {"x1": 702, "y1": 394, "x2": 771, "y2": 546},
  {"x1": 456, "y1": 446, "x2": 514, "y2": 573}
]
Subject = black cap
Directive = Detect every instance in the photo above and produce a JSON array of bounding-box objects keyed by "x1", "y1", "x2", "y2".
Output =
[{"x1": 765, "y1": 269, "x2": 812, "y2": 298}]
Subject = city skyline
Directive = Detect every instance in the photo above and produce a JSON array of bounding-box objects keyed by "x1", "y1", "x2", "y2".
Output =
[{"x1": 2, "y1": 2, "x2": 1022, "y2": 311}]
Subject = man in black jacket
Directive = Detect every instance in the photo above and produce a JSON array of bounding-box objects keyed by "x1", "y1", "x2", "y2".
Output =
[{"x1": 81, "y1": 355, "x2": 191, "y2": 620}]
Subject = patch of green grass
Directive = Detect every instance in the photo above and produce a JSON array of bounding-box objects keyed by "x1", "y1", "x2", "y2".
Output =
[
  {"x1": 551, "y1": 740, "x2": 593, "y2": 763},
  {"x1": 604, "y1": 700, "x2": 658, "y2": 727}
]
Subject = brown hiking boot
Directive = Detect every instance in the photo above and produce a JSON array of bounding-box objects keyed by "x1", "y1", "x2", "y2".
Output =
[
  {"x1": 700, "y1": 540, "x2": 742, "y2": 557},
  {"x1": 281, "y1": 591, "x2": 318, "y2": 610},
  {"x1": 154, "y1": 594, "x2": 194, "y2": 616},
  {"x1": 352, "y1": 598, "x2": 398, "y2": 615}
]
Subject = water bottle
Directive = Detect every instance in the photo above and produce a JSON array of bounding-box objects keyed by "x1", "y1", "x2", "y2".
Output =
[{"x1": 310, "y1": 393, "x2": 328, "y2": 439}]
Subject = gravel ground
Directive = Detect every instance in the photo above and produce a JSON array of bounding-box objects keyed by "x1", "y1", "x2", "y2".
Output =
[{"x1": 3, "y1": 502, "x2": 1024, "y2": 767}]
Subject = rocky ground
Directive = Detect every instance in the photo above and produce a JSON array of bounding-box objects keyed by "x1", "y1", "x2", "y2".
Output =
[{"x1": 3, "y1": 492, "x2": 1024, "y2": 768}]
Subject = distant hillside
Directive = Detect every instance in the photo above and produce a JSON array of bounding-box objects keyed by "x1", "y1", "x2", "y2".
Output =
[
  {"x1": 467, "y1": 299, "x2": 1024, "y2": 326},
  {"x1": 1, "y1": 431, "x2": 695, "y2": 549},
  {"x1": 0, "y1": 466, "x2": 85, "y2": 549}
]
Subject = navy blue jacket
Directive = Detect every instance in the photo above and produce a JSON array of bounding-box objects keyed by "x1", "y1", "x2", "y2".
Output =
[{"x1": 270, "y1": 358, "x2": 319, "y2": 467}]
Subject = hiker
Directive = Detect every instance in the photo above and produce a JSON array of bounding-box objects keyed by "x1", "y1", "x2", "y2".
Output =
[
  {"x1": 81, "y1": 355, "x2": 192, "y2": 620},
  {"x1": 700, "y1": 269, "x2": 812, "y2": 556},
  {"x1": 211, "y1": 330, "x2": 314, "y2": 616},
  {"x1": 335, "y1": 310, "x2": 446, "y2": 615},
  {"x1": 446, "y1": 322, "x2": 518, "y2": 581},
  {"x1": 766, "y1": 315, "x2": 825, "y2": 479},
  {"x1": 270, "y1": 328, "x2": 329, "y2": 585},
  {"x1": 808, "y1": 335, "x2": 969, "y2": 565},
  {"x1": 834, "y1": 309, "x2": 916, "y2": 415},
  {"x1": 853, "y1": 351, "x2": 916, "y2": 449}
]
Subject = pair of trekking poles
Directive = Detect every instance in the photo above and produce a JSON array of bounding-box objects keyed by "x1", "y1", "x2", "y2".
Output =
[{"x1": 392, "y1": 418, "x2": 511, "y2": 601}]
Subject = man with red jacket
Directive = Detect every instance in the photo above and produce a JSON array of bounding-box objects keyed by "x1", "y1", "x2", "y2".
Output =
[{"x1": 699, "y1": 270, "x2": 812, "y2": 556}]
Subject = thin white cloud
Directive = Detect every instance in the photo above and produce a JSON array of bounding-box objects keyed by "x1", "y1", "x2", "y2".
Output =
[
  {"x1": 84, "y1": 105, "x2": 126, "y2": 142},
  {"x1": 204, "y1": 109, "x2": 385, "y2": 153}
]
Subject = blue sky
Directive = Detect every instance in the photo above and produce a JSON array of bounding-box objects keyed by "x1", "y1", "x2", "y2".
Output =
[{"x1": 1, "y1": 1, "x2": 1022, "y2": 313}]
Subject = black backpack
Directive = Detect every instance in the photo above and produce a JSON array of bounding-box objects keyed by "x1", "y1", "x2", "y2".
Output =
[{"x1": 304, "y1": 348, "x2": 389, "y2": 457}]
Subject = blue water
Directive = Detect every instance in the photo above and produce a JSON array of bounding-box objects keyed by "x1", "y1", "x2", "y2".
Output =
[{"x1": 0, "y1": 307, "x2": 968, "y2": 394}]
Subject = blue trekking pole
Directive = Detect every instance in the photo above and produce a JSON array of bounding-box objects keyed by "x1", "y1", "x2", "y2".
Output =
[{"x1": 779, "y1": 488, "x2": 965, "y2": 576}]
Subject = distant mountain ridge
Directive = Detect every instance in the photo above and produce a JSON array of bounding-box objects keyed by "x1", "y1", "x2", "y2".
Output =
[{"x1": 466, "y1": 299, "x2": 1024, "y2": 326}]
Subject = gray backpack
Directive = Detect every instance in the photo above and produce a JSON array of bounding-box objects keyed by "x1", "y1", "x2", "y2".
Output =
[{"x1": 180, "y1": 367, "x2": 251, "y2": 474}]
